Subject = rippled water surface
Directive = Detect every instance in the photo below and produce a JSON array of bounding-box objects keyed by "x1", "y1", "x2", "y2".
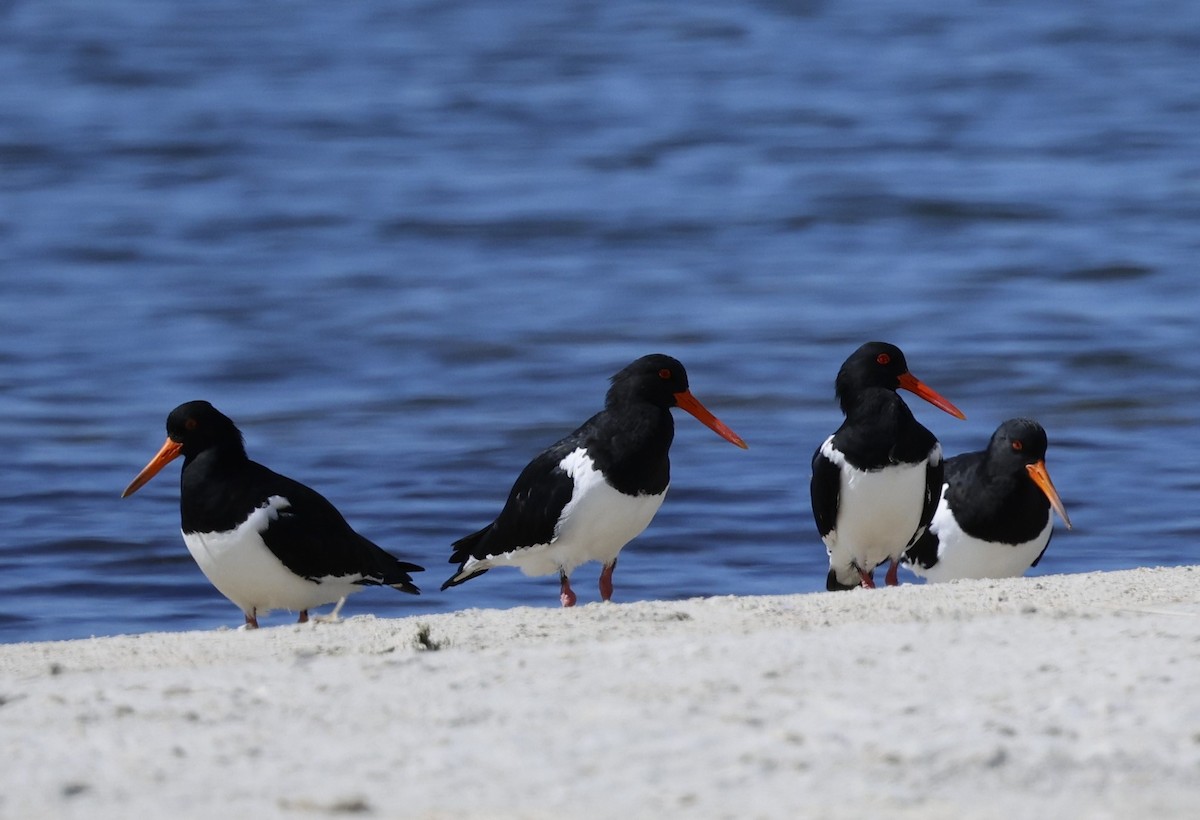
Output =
[{"x1": 2, "y1": 0, "x2": 1198, "y2": 642}]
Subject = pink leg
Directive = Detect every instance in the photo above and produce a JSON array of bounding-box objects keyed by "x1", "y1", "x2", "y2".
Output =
[
  {"x1": 599, "y1": 559, "x2": 617, "y2": 602},
  {"x1": 884, "y1": 559, "x2": 899, "y2": 587},
  {"x1": 858, "y1": 568, "x2": 876, "y2": 589},
  {"x1": 559, "y1": 572, "x2": 577, "y2": 608},
  {"x1": 297, "y1": 610, "x2": 309, "y2": 624},
  {"x1": 244, "y1": 609, "x2": 260, "y2": 629}
]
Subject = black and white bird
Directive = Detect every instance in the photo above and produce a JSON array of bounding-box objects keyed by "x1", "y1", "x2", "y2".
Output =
[
  {"x1": 903, "y1": 418, "x2": 1072, "y2": 582},
  {"x1": 122, "y1": 401, "x2": 423, "y2": 628},
  {"x1": 442, "y1": 354, "x2": 748, "y2": 607},
  {"x1": 810, "y1": 341, "x2": 965, "y2": 590}
]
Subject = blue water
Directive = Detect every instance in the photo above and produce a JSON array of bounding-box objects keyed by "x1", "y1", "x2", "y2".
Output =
[{"x1": 2, "y1": 0, "x2": 1198, "y2": 643}]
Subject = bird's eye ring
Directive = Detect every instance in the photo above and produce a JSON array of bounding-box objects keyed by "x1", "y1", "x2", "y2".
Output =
[
  {"x1": 658, "y1": 368, "x2": 672, "y2": 380},
  {"x1": 876, "y1": 353, "x2": 891, "y2": 366}
]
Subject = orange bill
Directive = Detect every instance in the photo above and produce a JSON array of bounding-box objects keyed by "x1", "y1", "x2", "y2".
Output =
[
  {"x1": 897, "y1": 372, "x2": 967, "y2": 420},
  {"x1": 121, "y1": 437, "x2": 184, "y2": 498},
  {"x1": 1026, "y1": 460, "x2": 1072, "y2": 529},
  {"x1": 673, "y1": 390, "x2": 748, "y2": 449}
]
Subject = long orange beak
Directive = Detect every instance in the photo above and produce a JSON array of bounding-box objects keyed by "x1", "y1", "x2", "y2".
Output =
[
  {"x1": 673, "y1": 390, "x2": 748, "y2": 449},
  {"x1": 897, "y1": 373, "x2": 966, "y2": 420},
  {"x1": 1026, "y1": 460, "x2": 1072, "y2": 529},
  {"x1": 121, "y1": 437, "x2": 184, "y2": 498}
]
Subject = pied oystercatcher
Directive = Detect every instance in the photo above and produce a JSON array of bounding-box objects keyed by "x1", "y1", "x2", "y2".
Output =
[
  {"x1": 811, "y1": 341, "x2": 965, "y2": 590},
  {"x1": 903, "y1": 418, "x2": 1072, "y2": 581},
  {"x1": 441, "y1": 354, "x2": 748, "y2": 607},
  {"x1": 122, "y1": 400, "x2": 423, "y2": 628}
]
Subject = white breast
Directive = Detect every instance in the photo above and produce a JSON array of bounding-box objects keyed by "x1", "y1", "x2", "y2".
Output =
[
  {"x1": 474, "y1": 447, "x2": 666, "y2": 578},
  {"x1": 182, "y1": 496, "x2": 365, "y2": 617},
  {"x1": 820, "y1": 437, "x2": 934, "y2": 576},
  {"x1": 910, "y1": 488, "x2": 1053, "y2": 582}
]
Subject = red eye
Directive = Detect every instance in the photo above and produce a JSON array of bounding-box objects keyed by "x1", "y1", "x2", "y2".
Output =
[
  {"x1": 658, "y1": 368, "x2": 672, "y2": 380},
  {"x1": 876, "y1": 353, "x2": 890, "y2": 366},
  {"x1": 1011, "y1": 440, "x2": 1023, "y2": 451},
  {"x1": 185, "y1": 418, "x2": 198, "y2": 431}
]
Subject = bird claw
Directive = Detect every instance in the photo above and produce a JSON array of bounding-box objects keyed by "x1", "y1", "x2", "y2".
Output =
[
  {"x1": 559, "y1": 574, "x2": 577, "y2": 608},
  {"x1": 310, "y1": 597, "x2": 347, "y2": 624}
]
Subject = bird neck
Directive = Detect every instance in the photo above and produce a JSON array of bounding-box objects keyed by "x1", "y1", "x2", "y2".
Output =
[{"x1": 591, "y1": 403, "x2": 674, "y2": 495}]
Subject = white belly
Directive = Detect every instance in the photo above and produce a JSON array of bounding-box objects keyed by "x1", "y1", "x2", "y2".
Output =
[
  {"x1": 182, "y1": 496, "x2": 364, "y2": 616},
  {"x1": 472, "y1": 448, "x2": 666, "y2": 578},
  {"x1": 821, "y1": 439, "x2": 931, "y2": 575},
  {"x1": 912, "y1": 490, "x2": 1053, "y2": 582}
]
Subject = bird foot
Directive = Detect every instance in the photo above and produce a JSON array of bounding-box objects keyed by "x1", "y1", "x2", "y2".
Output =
[
  {"x1": 560, "y1": 574, "x2": 577, "y2": 608},
  {"x1": 310, "y1": 598, "x2": 347, "y2": 624},
  {"x1": 858, "y1": 569, "x2": 876, "y2": 589},
  {"x1": 599, "y1": 560, "x2": 617, "y2": 602}
]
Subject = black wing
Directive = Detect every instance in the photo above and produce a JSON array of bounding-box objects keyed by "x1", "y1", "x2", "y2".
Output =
[
  {"x1": 810, "y1": 441, "x2": 841, "y2": 540},
  {"x1": 252, "y1": 464, "x2": 422, "y2": 594},
  {"x1": 902, "y1": 527, "x2": 940, "y2": 570},
  {"x1": 909, "y1": 447, "x2": 946, "y2": 548},
  {"x1": 1030, "y1": 529, "x2": 1054, "y2": 568},
  {"x1": 903, "y1": 450, "x2": 960, "y2": 568},
  {"x1": 442, "y1": 439, "x2": 579, "y2": 589}
]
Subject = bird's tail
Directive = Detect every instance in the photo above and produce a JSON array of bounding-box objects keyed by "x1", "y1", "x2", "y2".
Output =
[
  {"x1": 441, "y1": 526, "x2": 492, "y2": 591},
  {"x1": 825, "y1": 567, "x2": 860, "y2": 592},
  {"x1": 901, "y1": 529, "x2": 938, "y2": 571},
  {"x1": 386, "y1": 560, "x2": 423, "y2": 595},
  {"x1": 365, "y1": 539, "x2": 423, "y2": 595}
]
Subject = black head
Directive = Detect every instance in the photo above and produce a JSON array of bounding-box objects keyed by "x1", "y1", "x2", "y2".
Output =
[
  {"x1": 986, "y1": 417, "x2": 1072, "y2": 529},
  {"x1": 607, "y1": 354, "x2": 691, "y2": 409},
  {"x1": 164, "y1": 401, "x2": 245, "y2": 458},
  {"x1": 607, "y1": 354, "x2": 747, "y2": 448},
  {"x1": 121, "y1": 401, "x2": 245, "y2": 498},
  {"x1": 834, "y1": 341, "x2": 965, "y2": 420},
  {"x1": 986, "y1": 418, "x2": 1049, "y2": 468},
  {"x1": 835, "y1": 341, "x2": 910, "y2": 395}
]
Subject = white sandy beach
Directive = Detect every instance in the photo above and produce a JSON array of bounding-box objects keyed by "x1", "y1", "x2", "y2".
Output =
[{"x1": 1, "y1": 566, "x2": 1198, "y2": 819}]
